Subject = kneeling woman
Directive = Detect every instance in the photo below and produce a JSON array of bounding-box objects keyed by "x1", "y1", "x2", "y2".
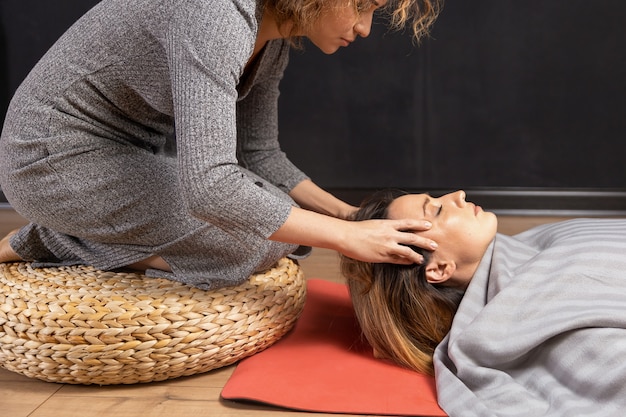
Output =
[
  {"x1": 0, "y1": 0, "x2": 441, "y2": 290},
  {"x1": 342, "y1": 189, "x2": 626, "y2": 417}
]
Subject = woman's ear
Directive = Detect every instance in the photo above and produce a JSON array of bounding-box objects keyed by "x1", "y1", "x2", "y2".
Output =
[{"x1": 425, "y1": 259, "x2": 457, "y2": 285}]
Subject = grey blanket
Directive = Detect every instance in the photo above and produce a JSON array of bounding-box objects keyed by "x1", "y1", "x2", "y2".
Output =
[{"x1": 434, "y1": 219, "x2": 626, "y2": 417}]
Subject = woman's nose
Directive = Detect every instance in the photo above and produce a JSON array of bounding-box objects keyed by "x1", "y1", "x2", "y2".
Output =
[
  {"x1": 454, "y1": 190, "x2": 467, "y2": 207},
  {"x1": 354, "y1": 13, "x2": 373, "y2": 38}
]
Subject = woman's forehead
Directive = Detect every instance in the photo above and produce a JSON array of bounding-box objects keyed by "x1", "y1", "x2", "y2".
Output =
[{"x1": 388, "y1": 193, "x2": 429, "y2": 218}]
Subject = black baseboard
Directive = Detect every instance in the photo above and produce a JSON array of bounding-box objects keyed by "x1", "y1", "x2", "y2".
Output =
[{"x1": 330, "y1": 188, "x2": 626, "y2": 217}]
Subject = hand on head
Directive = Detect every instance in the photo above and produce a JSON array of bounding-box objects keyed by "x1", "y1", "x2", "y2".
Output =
[{"x1": 340, "y1": 217, "x2": 436, "y2": 265}]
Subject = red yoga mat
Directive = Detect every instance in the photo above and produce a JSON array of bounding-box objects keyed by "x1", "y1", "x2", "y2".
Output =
[{"x1": 221, "y1": 279, "x2": 446, "y2": 416}]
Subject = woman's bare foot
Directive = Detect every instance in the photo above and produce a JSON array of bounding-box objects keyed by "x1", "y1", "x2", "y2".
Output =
[
  {"x1": 128, "y1": 255, "x2": 172, "y2": 273},
  {"x1": 0, "y1": 229, "x2": 22, "y2": 263}
]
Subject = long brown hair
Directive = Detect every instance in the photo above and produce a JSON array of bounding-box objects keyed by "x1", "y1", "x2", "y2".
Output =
[
  {"x1": 265, "y1": 0, "x2": 444, "y2": 43},
  {"x1": 340, "y1": 189, "x2": 464, "y2": 375}
]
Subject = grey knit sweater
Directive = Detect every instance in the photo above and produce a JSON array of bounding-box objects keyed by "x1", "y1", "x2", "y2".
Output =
[{"x1": 0, "y1": 0, "x2": 309, "y2": 288}]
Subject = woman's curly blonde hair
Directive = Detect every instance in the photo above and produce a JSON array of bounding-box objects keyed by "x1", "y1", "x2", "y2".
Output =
[{"x1": 265, "y1": 0, "x2": 443, "y2": 43}]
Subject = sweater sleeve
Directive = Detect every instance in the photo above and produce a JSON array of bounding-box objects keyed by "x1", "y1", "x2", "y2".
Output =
[
  {"x1": 166, "y1": 0, "x2": 295, "y2": 240},
  {"x1": 236, "y1": 40, "x2": 309, "y2": 193}
]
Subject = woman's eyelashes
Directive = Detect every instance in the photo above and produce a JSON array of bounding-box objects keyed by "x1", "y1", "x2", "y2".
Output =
[
  {"x1": 429, "y1": 202, "x2": 442, "y2": 217},
  {"x1": 423, "y1": 198, "x2": 442, "y2": 218}
]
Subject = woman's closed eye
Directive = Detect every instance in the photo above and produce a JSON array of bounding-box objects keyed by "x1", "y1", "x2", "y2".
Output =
[
  {"x1": 423, "y1": 197, "x2": 442, "y2": 218},
  {"x1": 429, "y1": 202, "x2": 442, "y2": 217}
]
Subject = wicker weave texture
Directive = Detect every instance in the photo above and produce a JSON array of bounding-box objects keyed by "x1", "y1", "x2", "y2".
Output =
[{"x1": 0, "y1": 258, "x2": 305, "y2": 385}]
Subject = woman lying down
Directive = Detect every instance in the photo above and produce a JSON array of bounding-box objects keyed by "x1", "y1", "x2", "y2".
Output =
[{"x1": 341, "y1": 189, "x2": 626, "y2": 417}]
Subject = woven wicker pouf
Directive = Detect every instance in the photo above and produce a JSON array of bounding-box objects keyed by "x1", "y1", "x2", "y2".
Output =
[{"x1": 0, "y1": 258, "x2": 305, "y2": 385}]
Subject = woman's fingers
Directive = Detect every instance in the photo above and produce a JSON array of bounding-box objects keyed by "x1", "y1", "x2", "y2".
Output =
[
  {"x1": 392, "y1": 245, "x2": 425, "y2": 265},
  {"x1": 383, "y1": 219, "x2": 438, "y2": 264},
  {"x1": 341, "y1": 218, "x2": 437, "y2": 265},
  {"x1": 398, "y1": 219, "x2": 433, "y2": 232},
  {"x1": 394, "y1": 219, "x2": 438, "y2": 252},
  {"x1": 403, "y1": 231, "x2": 438, "y2": 252}
]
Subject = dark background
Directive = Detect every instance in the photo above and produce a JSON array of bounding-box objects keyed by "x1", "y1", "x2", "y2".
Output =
[{"x1": 1, "y1": 0, "x2": 625, "y2": 214}]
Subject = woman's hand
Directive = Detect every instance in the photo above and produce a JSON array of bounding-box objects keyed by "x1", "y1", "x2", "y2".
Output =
[
  {"x1": 338, "y1": 218, "x2": 436, "y2": 265},
  {"x1": 270, "y1": 207, "x2": 436, "y2": 265}
]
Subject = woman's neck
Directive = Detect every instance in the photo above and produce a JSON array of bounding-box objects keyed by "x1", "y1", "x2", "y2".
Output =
[{"x1": 253, "y1": 10, "x2": 287, "y2": 56}]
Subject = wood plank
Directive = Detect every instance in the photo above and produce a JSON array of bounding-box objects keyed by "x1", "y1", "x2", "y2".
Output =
[
  {"x1": 0, "y1": 369, "x2": 63, "y2": 417},
  {"x1": 496, "y1": 216, "x2": 570, "y2": 235},
  {"x1": 299, "y1": 248, "x2": 343, "y2": 283},
  {"x1": 34, "y1": 381, "x2": 342, "y2": 417},
  {"x1": 0, "y1": 208, "x2": 28, "y2": 236}
]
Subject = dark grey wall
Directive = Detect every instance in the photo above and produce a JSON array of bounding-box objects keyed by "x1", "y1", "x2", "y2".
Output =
[
  {"x1": 1, "y1": 1, "x2": 625, "y2": 213},
  {"x1": 0, "y1": 0, "x2": 100, "y2": 126},
  {"x1": 278, "y1": 0, "x2": 626, "y2": 191}
]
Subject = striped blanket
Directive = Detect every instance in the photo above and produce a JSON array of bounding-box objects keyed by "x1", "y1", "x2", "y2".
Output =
[{"x1": 434, "y1": 219, "x2": 626, "y2": 417}]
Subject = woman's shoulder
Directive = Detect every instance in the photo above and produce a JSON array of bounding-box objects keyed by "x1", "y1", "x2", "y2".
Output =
[{"x1": 172, "y1": 0, "x2": 262, "y2": 22}]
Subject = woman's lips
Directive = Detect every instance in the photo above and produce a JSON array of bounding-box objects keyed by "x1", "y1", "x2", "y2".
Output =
[{"x1": 340, "y1": 38, "x2": 353, "y2": 47}]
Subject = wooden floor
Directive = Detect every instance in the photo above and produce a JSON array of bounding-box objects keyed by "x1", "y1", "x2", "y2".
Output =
[{"x1": 0, "y1": 209, "x2": 588, "y2": 416}]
